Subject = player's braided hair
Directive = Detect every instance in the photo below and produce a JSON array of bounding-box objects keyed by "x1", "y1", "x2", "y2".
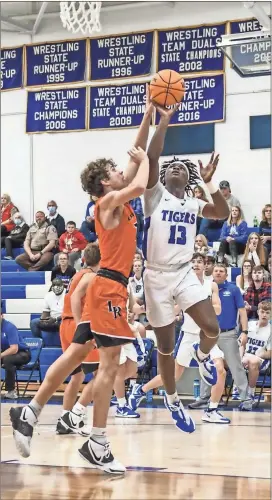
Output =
[{"x1": 159, "y1": 157, "x2": 201, "y2": 197}]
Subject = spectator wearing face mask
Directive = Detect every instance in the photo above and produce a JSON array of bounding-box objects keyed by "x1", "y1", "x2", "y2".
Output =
[
  {"x1": 15, "y1": 211, "x2": 58, "y2": 271},
  {"x1": 218, "y1": 206, "x2": 248, "y2": 267},
  {"x1": 1, "y1": 212, "x2": 29, "y2": 260},
  {"x1": 55, "y1": 221, "x2": 87, "y2": 268},
  {"x1": 46, "y1": 200, "x2": 65, "y2": 238},
  {"x1": 30, "y1": 278, "x2": 66, "y2": 339},
  {"x1": 51, "y1": 252, "x2": 76, "y2": 289}
]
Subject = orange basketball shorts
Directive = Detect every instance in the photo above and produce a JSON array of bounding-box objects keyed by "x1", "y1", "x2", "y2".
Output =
[{"x1": 60, "y1": 318, "x2": 100, "y2": 369}]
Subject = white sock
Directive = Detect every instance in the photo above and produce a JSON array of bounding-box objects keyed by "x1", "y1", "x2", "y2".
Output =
[
  {"x1": 61, "y1": 409, "x2": 68, "y2": 417},
  {"x1": 208, "y1": 401, "x2": 218, "y2": 410},
  {"x1": 117, "y1": 397, "x2": 126, "y2": 408},
  {"x1": 91, "y1": 427, "x2": 107, "y2": 445},
  {"x1": 166, "y1": 391, "x2": 179, "y2": 405},
  {"x1": 23, "y1": 404, "x2": 39, "y2": 425},
  {"x1": 248, "y1": 387, "x2": 255, "y2": 397},
  {"x1": 197, "y1": 347, "x2": 209, "y2": 361},
  {"x1": 28, "y1": 400, "x2": 42, "y2": 418},
  {"x1": 73, "y1": 402, "x2": 86, "y2": 416}
]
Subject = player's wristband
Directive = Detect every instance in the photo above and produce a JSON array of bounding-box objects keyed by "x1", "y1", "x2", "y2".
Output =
[
  {"x1": 241, "y1": 330, "x2": 248, "y2": 334},
  {"x1": 205, "y1": 181, "x2": 218, "y2": 194}
]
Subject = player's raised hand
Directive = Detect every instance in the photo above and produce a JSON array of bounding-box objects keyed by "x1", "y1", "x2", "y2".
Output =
[
  {"x1": 128, "y1": 146, "x2": 148, "y2": 164},
  {"x1": 152, "y1": 101, "x2": 180, "y2": 121},
  {"x1": 145, "y1": 83, "x2": 155, "y2": 116},
  {"x1": 198, "y1": 152, "x2": 220, "y2": 183}
]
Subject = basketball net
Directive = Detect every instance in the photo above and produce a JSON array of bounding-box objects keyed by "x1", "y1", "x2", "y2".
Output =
[{"x1": 60, "y1": 1, "x2": 102, "y2": 34}]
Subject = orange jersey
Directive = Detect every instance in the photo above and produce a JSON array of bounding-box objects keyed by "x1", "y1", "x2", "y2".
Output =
[
  {"x1": 62, "y1": 269, "x2": 93, "y2": 319},
  {"x1": 95, "y1": 200, "x2": 137, "y2": 278}
]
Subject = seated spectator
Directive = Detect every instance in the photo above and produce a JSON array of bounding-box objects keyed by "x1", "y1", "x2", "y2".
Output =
[
  {"x1": 194, "y1": 234, "x2": 209, "y2": 255},
  {"x1": 80, "y1": 198, "x2": 97, "y2": 243},
  {"x1": 133, "y1": 248, "x2": 143, "y2": 264},
  {"x1": 1, "y1": 193, "x2": 18, "y2": 236},
  {"x1": 244, "y1": 266, "x2": 271, "y2": 321},
  {"x1": 51, "y1": 252, "x2": 76, "y2": 289},
  {"x1": 15, "y1": 211, "x2": 58, "y2": 271},
  {"x1": 30, "y1": 278, "x2": 65, "y2": 339},
  {"x1": 236, "y1": 259, "x2": 253, "y2": 294},
  {"x1": 194, "y1": 185, "x2": 209, "y2": 234},
  {"x1": 55, "y1": 221, "x2": 87, "y2": 268},
  {"x1": 243, "y1": 232, "x2": 267, "y2": 267},
  {"x1": 1, "y1": 302, "x2": 31, "y2": 399},
  {"x1": 130, "y1": 197, "x2": 144, "y2": 249},
  {"x1": 218, "y1": 206, "x2": 248, "y2": 267},
  {"x1": 204, "y1": 255, "x2": 216, "y2": 281},
  {"x1": 1, "y1": 212, "x2": 29, "y2": 260},
  {"x1": 46, "y1": 200, "x2": 65, "y2": 238},
  {"x1": 267, "y1": 256, "x2": 271, "y2": 282},
  {"x1": 198, "y1": 180, "x2": 242, "y2": 237},
  {"x1": 129, "y1": 260, "x2": 144, "y2": 305},
  {"x1": 259, "y1": 204, "x2": 271, "y2": 255},
  {"x1": 241, "y1": 301, "x2": 271, "y2": 401}
]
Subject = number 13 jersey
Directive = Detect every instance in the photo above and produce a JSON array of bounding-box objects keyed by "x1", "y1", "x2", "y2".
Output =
[{"x1": 143, "y1": 181, "x2": 207, "y2": 267}]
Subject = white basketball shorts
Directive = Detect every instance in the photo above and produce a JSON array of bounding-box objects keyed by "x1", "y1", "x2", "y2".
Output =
[
  {"x1": 176, "y1": 332, "x2": 224, "y2": 368},
  {"x1": 144, "y1": 263, "x2": 208, "y2": 328},
  {"x1": 119, "y1": 343, "x2": 138, "y2": 365}
]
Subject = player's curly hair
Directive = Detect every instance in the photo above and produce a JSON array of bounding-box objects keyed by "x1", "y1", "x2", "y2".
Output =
[
  {"x1": 81, "y1": 158, "x2": 117, "y2": 197},
  {"x1": 160, "y1": 157, "x2": 201, "y2": 197}
]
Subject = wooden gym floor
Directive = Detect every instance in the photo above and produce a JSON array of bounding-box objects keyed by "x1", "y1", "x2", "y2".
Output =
[{"x1": 1, "y1": 403, "x2": 270, "y2": 500}]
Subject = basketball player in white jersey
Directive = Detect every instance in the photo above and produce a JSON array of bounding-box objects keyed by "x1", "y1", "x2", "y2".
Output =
[
  {"x1": 131, "y1": 104, "x2": 229, "y2": 433},
  {"x1": 129, "y1": 253, "x2": 231, "y2": 424}
]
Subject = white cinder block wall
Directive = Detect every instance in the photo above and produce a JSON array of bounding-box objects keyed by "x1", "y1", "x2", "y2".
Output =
[{"x1": 1, "y1": 1, "x2": 270, "y2": 227}]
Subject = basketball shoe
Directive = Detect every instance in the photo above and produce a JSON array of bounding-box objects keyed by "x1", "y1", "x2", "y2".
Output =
[
  {"x1": 56, "y1": 410, "x2": 90, "y2": 436},
  {"x1": 202, "y1": 409, "x2": 230, "y2": 424},
  {"x1": 78, "y1": 437, "x2": 126, "y2": 474},
  {"x1": 115, "y1": 405, "x2": 140, "y2": 418},
  {"x1": 127, "y1": 383, "x2": 146, "y2": 411},
  {"x1": 190, "y1": 342, "x2": 217, "y2": 386},
  {"x1": 9, "y1": 406, "x2": 37, "y2": 458},
  {"x1": 164, "y1": 396, "x2": 196, "y2": 433}
]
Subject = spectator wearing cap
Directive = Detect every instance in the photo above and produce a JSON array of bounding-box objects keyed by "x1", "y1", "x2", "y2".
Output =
[
  {"x1": 199, "y1": 180, "x2": 243, "y2": 238},
  {"x1": 1, "y1": 193, "x2": 18, "y2": 236},
  {"x1": 80, "y1": 198, "x2": 97, "y2": 243},
  {"x1": 46, "y1": 200, "x2": 65, "y2": 238},
  {"x1": 15, "y1": 211, "x2": 58, "y2": 271},
  {"x1": 30, "y1": 278, "x2": 66, "y2": 339},
  {"x1": 130, "y1": 197, "x2": 144, "y2": 249},
  {"x1": 55, "y1": 221, "x2": 87, "y2": 268},
  {"x1": 1, "y1": 212, "x2": 29, "y2": 260},
  {"x1": 1, "y1": 302, "x2": 31, "y2": 399},
  {"x1": 218, "y1": 206, "x2": 248, "y2": 267},
  {"x1": 244, "y1": 266, "x2": 271, "y2": 321}
]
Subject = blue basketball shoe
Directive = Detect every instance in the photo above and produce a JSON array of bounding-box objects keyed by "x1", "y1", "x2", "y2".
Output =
[
  {"x1": 164, "y1": 396, "x2": 196, "y2": 433},
  {"x1": 190, "y1": 342, "x2": 217, "y2": 386},
  {"x1": 128, "y1": 383, "x2": 146, "y2": 411}
]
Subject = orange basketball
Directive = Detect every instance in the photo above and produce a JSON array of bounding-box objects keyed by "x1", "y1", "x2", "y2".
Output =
[{"x1": 150, "y1": 69, "x2": 185, "y2": 107}]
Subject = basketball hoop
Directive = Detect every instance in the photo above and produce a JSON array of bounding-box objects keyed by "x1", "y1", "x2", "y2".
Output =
[{"x1": 60, "y1": 2, "x2": 102, "y2": 35}]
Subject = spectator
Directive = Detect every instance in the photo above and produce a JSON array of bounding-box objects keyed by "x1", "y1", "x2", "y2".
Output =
[
  {"x1": 51, "y1": 252, "x2": 76, "y2": 289},
  {"x1": 243, "y1": 232, "x2": 267, "y2": 267},
  {"x1": 55, "y1": 221, "x2": 87, "y2": 268},
  {"x1": 46, "y1": 200, "x2": 65, "y2": 238},
  {"x1": 133, "y1": 248, "x2": 143, "y2": 264},
  {"x1": 267, "y1": 256, "x2": 271, "y2": 282},
  {"x1": 241, "y1": 301, "x2": 271, "y2": 402},
  {"x1": 30, "y1": 278, "x2": 66, "y2": 339},
  {"x1": 1, "y1": 302, "x2": 31, "y2": 399},
  {"x1": 194, "y1": 185, "x2": 209, "y2": 233},
  {"x1": 16, "y1": 211, "x2": 58, "y2": 271},
  {"x1": 1, "y1": 193, "x2": 18, "y2": 236},
  {"x1": 194, "y1": 234, "x2": 209, "y2": 255},
  {"x1": 130, "y1": 197, "x2": 144, "y2": 249},
  {"x1": 236, "y1": 260, "x2": 254, "y2": 294},
  {"x1": 244, "y1": 266, "x2": 271, "y2": 321},
  {"x1": 190, "y1": 263, "x2": 252, "y2": 411},
  {"x1": 129, "y1": 260, "x2": 147, "y2": 325},
  {"x1": 218, "y1": 206, "x2": 248, "y2": 267},
  {"x1": 259, "y1": 204, "x2": 271, "y2": 255},
  {"x1": 1, "y1": 212, "x2": 29, "y2": 260},
  {"x1": 80, "y1": 198, "x2": 97, "y2": 243},
  {"x1": 204, "y1": 255, "x2": 216, "y2": 281}
]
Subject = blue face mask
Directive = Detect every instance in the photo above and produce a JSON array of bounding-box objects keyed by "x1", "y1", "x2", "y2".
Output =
[
  {"x1": 48, "y1": 206, "x2": 56, "y2": 214},
  {"x1": 14, "y1": 218, "x2": 21, "y2": 225}
]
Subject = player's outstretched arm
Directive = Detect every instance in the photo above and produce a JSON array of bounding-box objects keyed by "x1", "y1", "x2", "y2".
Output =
[
  {"x1": 146, "y1": 103, "x2": 179, "y2": 189},
  {"x1": 211, "y1": 282, "x2": 221, "y2": 315},
  {"x1": 199, "y1": 153, "x2": 229, "y2": 220},
  {"x1": 124, "y1": 85, "x2": 154, "y2": 185},
  {"x1": 100, "y1": 147, "x2": 149, "y2": 211}
]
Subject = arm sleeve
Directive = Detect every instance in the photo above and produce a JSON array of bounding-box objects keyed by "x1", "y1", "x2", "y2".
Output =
[
  {"x1": 6, "y1": 322, "x2": 19, "y2": 346},
  {"x1": 219, "y1": 222, "x2": 228, "y2": 241},
  {"x1": 143, "y1": 181, "x2": 164, "y2": 217},
  {"x1": 234, "y1": 286, "x2": 245, "y2": 309},
  {"x1": 76, "y1": 232, "x2": 88, "y2": 250},
  {"x1": 59, "y1": 234, "x2": 65, "y2": 251},
  {"x1": 46, "y1": 225, "x2": 58, "y2": 242}
]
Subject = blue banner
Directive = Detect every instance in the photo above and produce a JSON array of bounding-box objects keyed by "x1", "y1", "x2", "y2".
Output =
[
  {"x1": 155, "y1": 74, "x2": 225, "y2": 126},
  {"x1": 89, "y1": 83, "x2": 146, "y2": 129},
  {"x1": 90, "y1": 31, "x2": 154, "y2": 80},
  {"x1": 25, "y1": 39, "x2": 87, "y2": 86},
  {"x1": 157, "y1": 23, "x2": 226, "y2": 74},
  {"x1": 1, "y1": 46, "x2": 23, "y2": 91},
  {"x1": 26, "y1": 87, "x2": 87, "y2": 133},
  {"x1": 230, "y1": 18, "x2": 271, "y2": 75}
]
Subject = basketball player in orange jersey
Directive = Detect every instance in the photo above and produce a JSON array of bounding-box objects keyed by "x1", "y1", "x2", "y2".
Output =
[
  {"x1": 10, "y1": 88, "x2": 161, "y2": 474},
  {"x1": 56, "y1": 243, "x2": 101, "y2": 436}
]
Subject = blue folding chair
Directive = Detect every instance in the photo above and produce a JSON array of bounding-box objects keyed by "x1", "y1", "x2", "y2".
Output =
[
  {"x1": 16, "y1": 338, "x2": 43, "y2": 397},
  {"x1": 225, "y1": 362, "x2": 271, "y2": 406}
]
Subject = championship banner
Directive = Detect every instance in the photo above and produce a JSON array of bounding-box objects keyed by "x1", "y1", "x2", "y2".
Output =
[
  {"x1": 25, "y1": 39, "x2": 87, "y2": 87},
  {"x1": 26, "y1": 87, "x2": 87, "y2": 133},
  {"x1": 1, "y1": 46, "x2": 23, "y2": 91},
  {"x1": 157, "y1": 23, "x2": 226, "y2": 74},
  {"x1": 230, "y1": 18, "x2": 271, "y2": 75},
  {"x1": 89, "y1": 83, "x2": 146, "y2": 129},
  {"x1": 90, "y1": 31, "x2": 154, "y2": 80},
  {"x1": 155, "y1": 73, "x2": 225, "y2": 126}
]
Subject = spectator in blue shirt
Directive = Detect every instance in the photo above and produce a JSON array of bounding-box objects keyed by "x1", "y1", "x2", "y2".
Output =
[
  {"x1": 1, "y1": 304, "x2": 31, "y2": 399},
  {"x1": 80, "y1": 199, "x2": 97, "y2": 243},
  {"x1": 130, "y1": 197, "x2": 143, "y2": 249},
  {"x1": 218, "y1": 206, "x2": 248, "y2": 267}
]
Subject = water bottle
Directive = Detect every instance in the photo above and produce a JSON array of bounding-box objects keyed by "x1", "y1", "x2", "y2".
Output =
[
  {"x1": 253, "y1": 216, "x2": 259, "y2": 228},
  {"x1": 193, "y1": 379, "x2": 200, "y2": 399}
]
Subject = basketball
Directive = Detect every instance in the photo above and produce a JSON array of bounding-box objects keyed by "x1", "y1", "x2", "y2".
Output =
[{"x1": 149, "y1": 69, "x2": 186, "y2": 107}]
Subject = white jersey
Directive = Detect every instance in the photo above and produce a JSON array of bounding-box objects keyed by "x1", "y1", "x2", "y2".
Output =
[
  {"x1": 143, "y1": 182, "x2": 207, "y2": 267},
  {"x1": 183, "y1": 278, "x2": 213, "y2": 334},
  {"x1": 245, "y1": 322, "x2": 271, "y2": 355}
]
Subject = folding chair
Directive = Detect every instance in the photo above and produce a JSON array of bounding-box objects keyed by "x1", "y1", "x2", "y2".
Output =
[
  {"x1": 16, "y1": 338, "x2": 43, "y2": 397},
  {"x1": 255, "y1": 362, "x2": 271, "y2": 408},
  {"x1": 135, "y1": 338, "x2": 155, "y2": 385}
]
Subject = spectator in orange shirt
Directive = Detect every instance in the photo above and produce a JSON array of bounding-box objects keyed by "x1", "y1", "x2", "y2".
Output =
[
  {"x1": 1, "y1": 194, "x2": 18, "y2": 236},
  {"x1": 54, "y1": 221, "x2": 87, "y2": 268}
]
